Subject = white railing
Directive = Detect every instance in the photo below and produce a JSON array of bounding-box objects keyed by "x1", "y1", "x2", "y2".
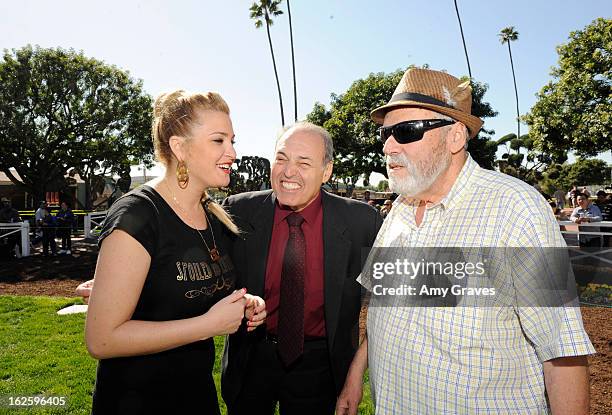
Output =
[
  {"x1": 558, "y1": 220, "x2": 612, "y2": 267},
  {"x1": 558, "y1": 220, "x2": 612, "y2": 237},
  {"x1": 0, "y1": 221, "x2": 30, "y2": 257},
  {"x1": 84, "y1": 211, "x2": 107, "y2": 239}
]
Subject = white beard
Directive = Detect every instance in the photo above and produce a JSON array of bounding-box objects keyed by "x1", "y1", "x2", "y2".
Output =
[{"x1": 387, "y1": 138, "x2": 451, "y2": 197}]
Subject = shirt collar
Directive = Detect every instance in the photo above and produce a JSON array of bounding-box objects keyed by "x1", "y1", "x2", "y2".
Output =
[
  {"x1": 438, "y1": 154, "x2": 477, "y2": 210},
  {"x1": 274, "y1": 189, "x2": 322, "y2": 225}
]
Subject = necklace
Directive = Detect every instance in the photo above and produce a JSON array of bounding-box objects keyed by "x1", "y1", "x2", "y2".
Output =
[
  {"x1": 164, "y1": 180, "x2": 221, "y2": 262},
  {"x1": 199, "y1": 209, "x2": 221, "y2": 262}
]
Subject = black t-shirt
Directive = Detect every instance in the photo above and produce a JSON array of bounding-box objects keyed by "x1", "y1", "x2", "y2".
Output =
[{"x1": 92, "y1": 185, "x2": 236, "y2": 415}]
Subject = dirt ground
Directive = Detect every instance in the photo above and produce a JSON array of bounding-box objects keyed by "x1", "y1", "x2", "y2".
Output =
[
  {"x1": 0, "y1": 238, "x2": 96, "y2": 295},
  {"x1": 1, "y1": 240, "x2": 610, "y2": 414}
]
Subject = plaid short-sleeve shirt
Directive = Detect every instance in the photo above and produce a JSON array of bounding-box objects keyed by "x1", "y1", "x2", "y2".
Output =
[{"x1": 361, "y1": 155, "x2": 595, "y2": 414}]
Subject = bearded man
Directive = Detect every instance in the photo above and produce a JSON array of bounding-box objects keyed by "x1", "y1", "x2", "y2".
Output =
[{"x1": 338, "y1": 68, "x2": 595, "y2": 415}]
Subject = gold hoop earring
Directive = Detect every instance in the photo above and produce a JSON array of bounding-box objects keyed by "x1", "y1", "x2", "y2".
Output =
[{"x1": 176, "y1": 161, "x2": 189, "y2": 189}]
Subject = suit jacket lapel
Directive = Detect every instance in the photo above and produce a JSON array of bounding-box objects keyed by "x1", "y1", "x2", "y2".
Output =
[
  {"x1": 322, "y1": 191, "x2": 350, "y2": 349},
  {"x1": 244, "y1": 192, "x2": 276, "y2": 297}
]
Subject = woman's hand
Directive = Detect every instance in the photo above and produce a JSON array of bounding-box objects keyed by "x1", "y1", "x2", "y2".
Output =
[
  {"x1": 244, "y1": 294, "x2": 266, "y2": 332},
  {"x1": 76, "y1": 279, "x2": 94, "y2": 304},
  {"x1": 206, "y1": 288, "x2": 247, "y2": 336}
]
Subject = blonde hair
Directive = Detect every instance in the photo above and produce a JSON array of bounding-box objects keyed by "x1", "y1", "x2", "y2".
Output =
[{"x1": 152, "y1": 90, "x2": 239, "y2": 234}]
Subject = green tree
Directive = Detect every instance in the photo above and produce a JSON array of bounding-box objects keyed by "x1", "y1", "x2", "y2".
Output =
[
  {"x1": 494, "y1": 132, "x2": 565, "y2": 184},
  {"x1": 467, "y1": 78, "x2": 499, "y2": 169},
  {"x1": 525, "y1": 18, "x2": 612, "y2": 158},
  {"x1": 541, "y1": 158, "x2": 610, "y2": 195},
  {"x1": 250, "y1": 0, "x2": 285, "y2": 126},
  {"x1": 307, "y1": 68, "x2": 499, "y2": 190},
  {"x1": 453, "y1": 0, "x2": 472, "y2": 78},
  {"x1": 377, "y1": 180, "x2": 389, "y2": 192},
  {"x1": 0, "y1": 45, "x2": 153, "y2": 208},
  {"x1": 227, "y1": 156, "x2": 271, "y2": 195},
  {"x1": 499, "y1": 26, "x2": 521, "y2": 141},
  {"x1": 566, "y1": 158, "x2": 610, "y2": 187},
  {"x1": 307, "y1": 70, "x2": 402, "y2": 196}
]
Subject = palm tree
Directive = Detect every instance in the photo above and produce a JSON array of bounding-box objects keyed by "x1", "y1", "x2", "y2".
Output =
[
  {"x1": 499, "y1": 26, "x2": 520, "y2": 140},
  {"x1": 286, "y1": 0, "x2": 297, "y2": 121},
  {"x1": 453, "y1": 0, "x2": 472, "y2": 78},
  {"x1": 250, "y1": 0, "x2": 285, "y2": 126}
]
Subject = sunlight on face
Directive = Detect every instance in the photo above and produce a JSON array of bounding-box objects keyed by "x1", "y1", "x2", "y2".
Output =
[
  {"x1": 382, "y1": 108, "x2": 452, "y2": 197},
  {"x1": 183, "y1": 110, "x2": 236, "y2": 189},
  {"x1": 271, "y1": 129, "x2": 332, "y2": 211}
]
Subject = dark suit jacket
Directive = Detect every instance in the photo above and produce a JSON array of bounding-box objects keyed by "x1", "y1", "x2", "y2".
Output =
[{"x1": 221, "y1": 189, "x2": 382, "y2": 407}]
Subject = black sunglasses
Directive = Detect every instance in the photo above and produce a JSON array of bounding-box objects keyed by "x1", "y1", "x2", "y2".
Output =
[{"x1": 378, "y1": 119, "x2": 456, "y2": 144}]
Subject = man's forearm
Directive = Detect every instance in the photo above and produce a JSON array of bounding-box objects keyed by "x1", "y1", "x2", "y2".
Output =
[
  {"x1": 347, "y1": 336, "x2": 368, "y2": 381},
  {"x1": 543, "y1": 356, "x2": 590, "y2": 415},
  {"x1": 335, "y1": 336, "x2": 368, "y2": 415}
]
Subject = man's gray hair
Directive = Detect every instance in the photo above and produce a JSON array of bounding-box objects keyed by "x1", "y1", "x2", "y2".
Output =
[{"x1": 277, "y1": 121, "x2": 334, "y2": 164}]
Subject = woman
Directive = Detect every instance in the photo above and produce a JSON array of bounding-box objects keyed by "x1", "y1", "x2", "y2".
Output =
[{"x1": 85, "y1": 90, "x2": 266, "y2": 414}]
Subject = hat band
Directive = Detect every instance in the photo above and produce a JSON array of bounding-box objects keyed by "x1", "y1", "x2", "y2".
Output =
[{"x1": 389, "y1": 92, "x2": 454, "y2": 109}]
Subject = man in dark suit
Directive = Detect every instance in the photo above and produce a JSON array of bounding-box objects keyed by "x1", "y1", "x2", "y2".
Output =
[{"x1": 222, "y1": 122, "x2": 382, "y2": 415}]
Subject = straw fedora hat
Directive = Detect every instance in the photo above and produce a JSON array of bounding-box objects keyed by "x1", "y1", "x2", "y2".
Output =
[{"x1": 371, "y1": 68, "x2": 483, "y2": 138}]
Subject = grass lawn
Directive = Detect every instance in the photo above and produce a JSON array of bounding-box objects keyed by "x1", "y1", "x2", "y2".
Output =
[{"x1": 0, "y1": 296, "x2": 374, "y2": 414}]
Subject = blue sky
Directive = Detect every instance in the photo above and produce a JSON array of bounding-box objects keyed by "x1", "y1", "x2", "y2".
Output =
[{"x1": 1, "y1": 0, "x2": 610, "y2": 179}]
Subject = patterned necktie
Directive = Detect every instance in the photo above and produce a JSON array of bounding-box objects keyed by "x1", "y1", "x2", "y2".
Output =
[{"x1": 277, "y1": 212, "x2": 305, "y2": 367}]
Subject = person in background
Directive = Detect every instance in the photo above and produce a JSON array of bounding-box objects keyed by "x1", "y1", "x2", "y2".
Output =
[
  {"x1": 550, "y1": 200, "x2": 568, "y2": 234},
  {"x1": 0, "y1": 197, "x2": 20, "y2": 223},
  {"x1": 33, "y1": 200, "x2": 48, "y2": 244},
  {"x1": 56, "y1": 201, "x2": 75, "y2": 255},
  {"x1": 34, "y1": 200, "x2": 47, "y2": 223},
  {"x1": 380, "y1": 199, "x2": 393, "y2": 219},
  {"x1": 40, "y1": 206, "x2": 57, "y2": 256},
  {"x1": 570, "y1": 193, "x2": 602, "y2": 247},
  {"x1": 0, "y1": 197, "x2": 22, "y2": 258},
  {"x1": 553, "y1": 188, "x2": 566, "y2": 210},
  {"x1": 568, "y1": 186, "x2": 578, "y2": 208},
  {"x1": 581, "y1": 186, "x2": 591, "y2": 198},
  {"x1": 363, "y1": 190, "x2": 371, "y2": 203},
  {"x1": 594, "y1": 190, "x2": 611, "y2": 246}
]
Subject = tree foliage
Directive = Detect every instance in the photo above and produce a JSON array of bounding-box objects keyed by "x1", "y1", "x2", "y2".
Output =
[
  {"x1": 0, "y1": 45, "x2": 153, "y2": 208},
  {"x1": 525, "y1": 18, "x2": 612, "y2": 158},
  {"x1": 376, "y1": 180, "x2": 389, "y2": 192},
  {"x1": 494, "y1": 131, "x2": 568, "y2": 185},
  {"x1": 306, "y1": 67, "x2": 499, "y2": 193},
  {"x1": 540, "y1": 158, "x2": 610, "y2": 195},
  {"x1": 466, "y1": 78, "x2": 499, "y2": 169},
  {"x1": 227, "y1": 156, "x2": 271, "y2": 195},
  {"x1": 307, "y1": 70, "x2": 402, "y2": 195}
]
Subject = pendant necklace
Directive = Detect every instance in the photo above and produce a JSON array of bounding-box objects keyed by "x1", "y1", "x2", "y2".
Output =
[
  {"x1": 200, "y1": 209, "x2": 220, "y2": 262},
  {"x1": 165, "y1": 180, "x2": 221, "y2": 262}
]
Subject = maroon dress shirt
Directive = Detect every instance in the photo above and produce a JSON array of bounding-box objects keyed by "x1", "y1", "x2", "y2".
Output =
[{"x1": 264, "y1": 191, "x2": 326, "y2": 338}]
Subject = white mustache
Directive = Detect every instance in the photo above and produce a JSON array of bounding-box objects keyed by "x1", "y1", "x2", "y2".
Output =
[{"x1": 386, "y1": 154, "x2": 411, "y2": 167}]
